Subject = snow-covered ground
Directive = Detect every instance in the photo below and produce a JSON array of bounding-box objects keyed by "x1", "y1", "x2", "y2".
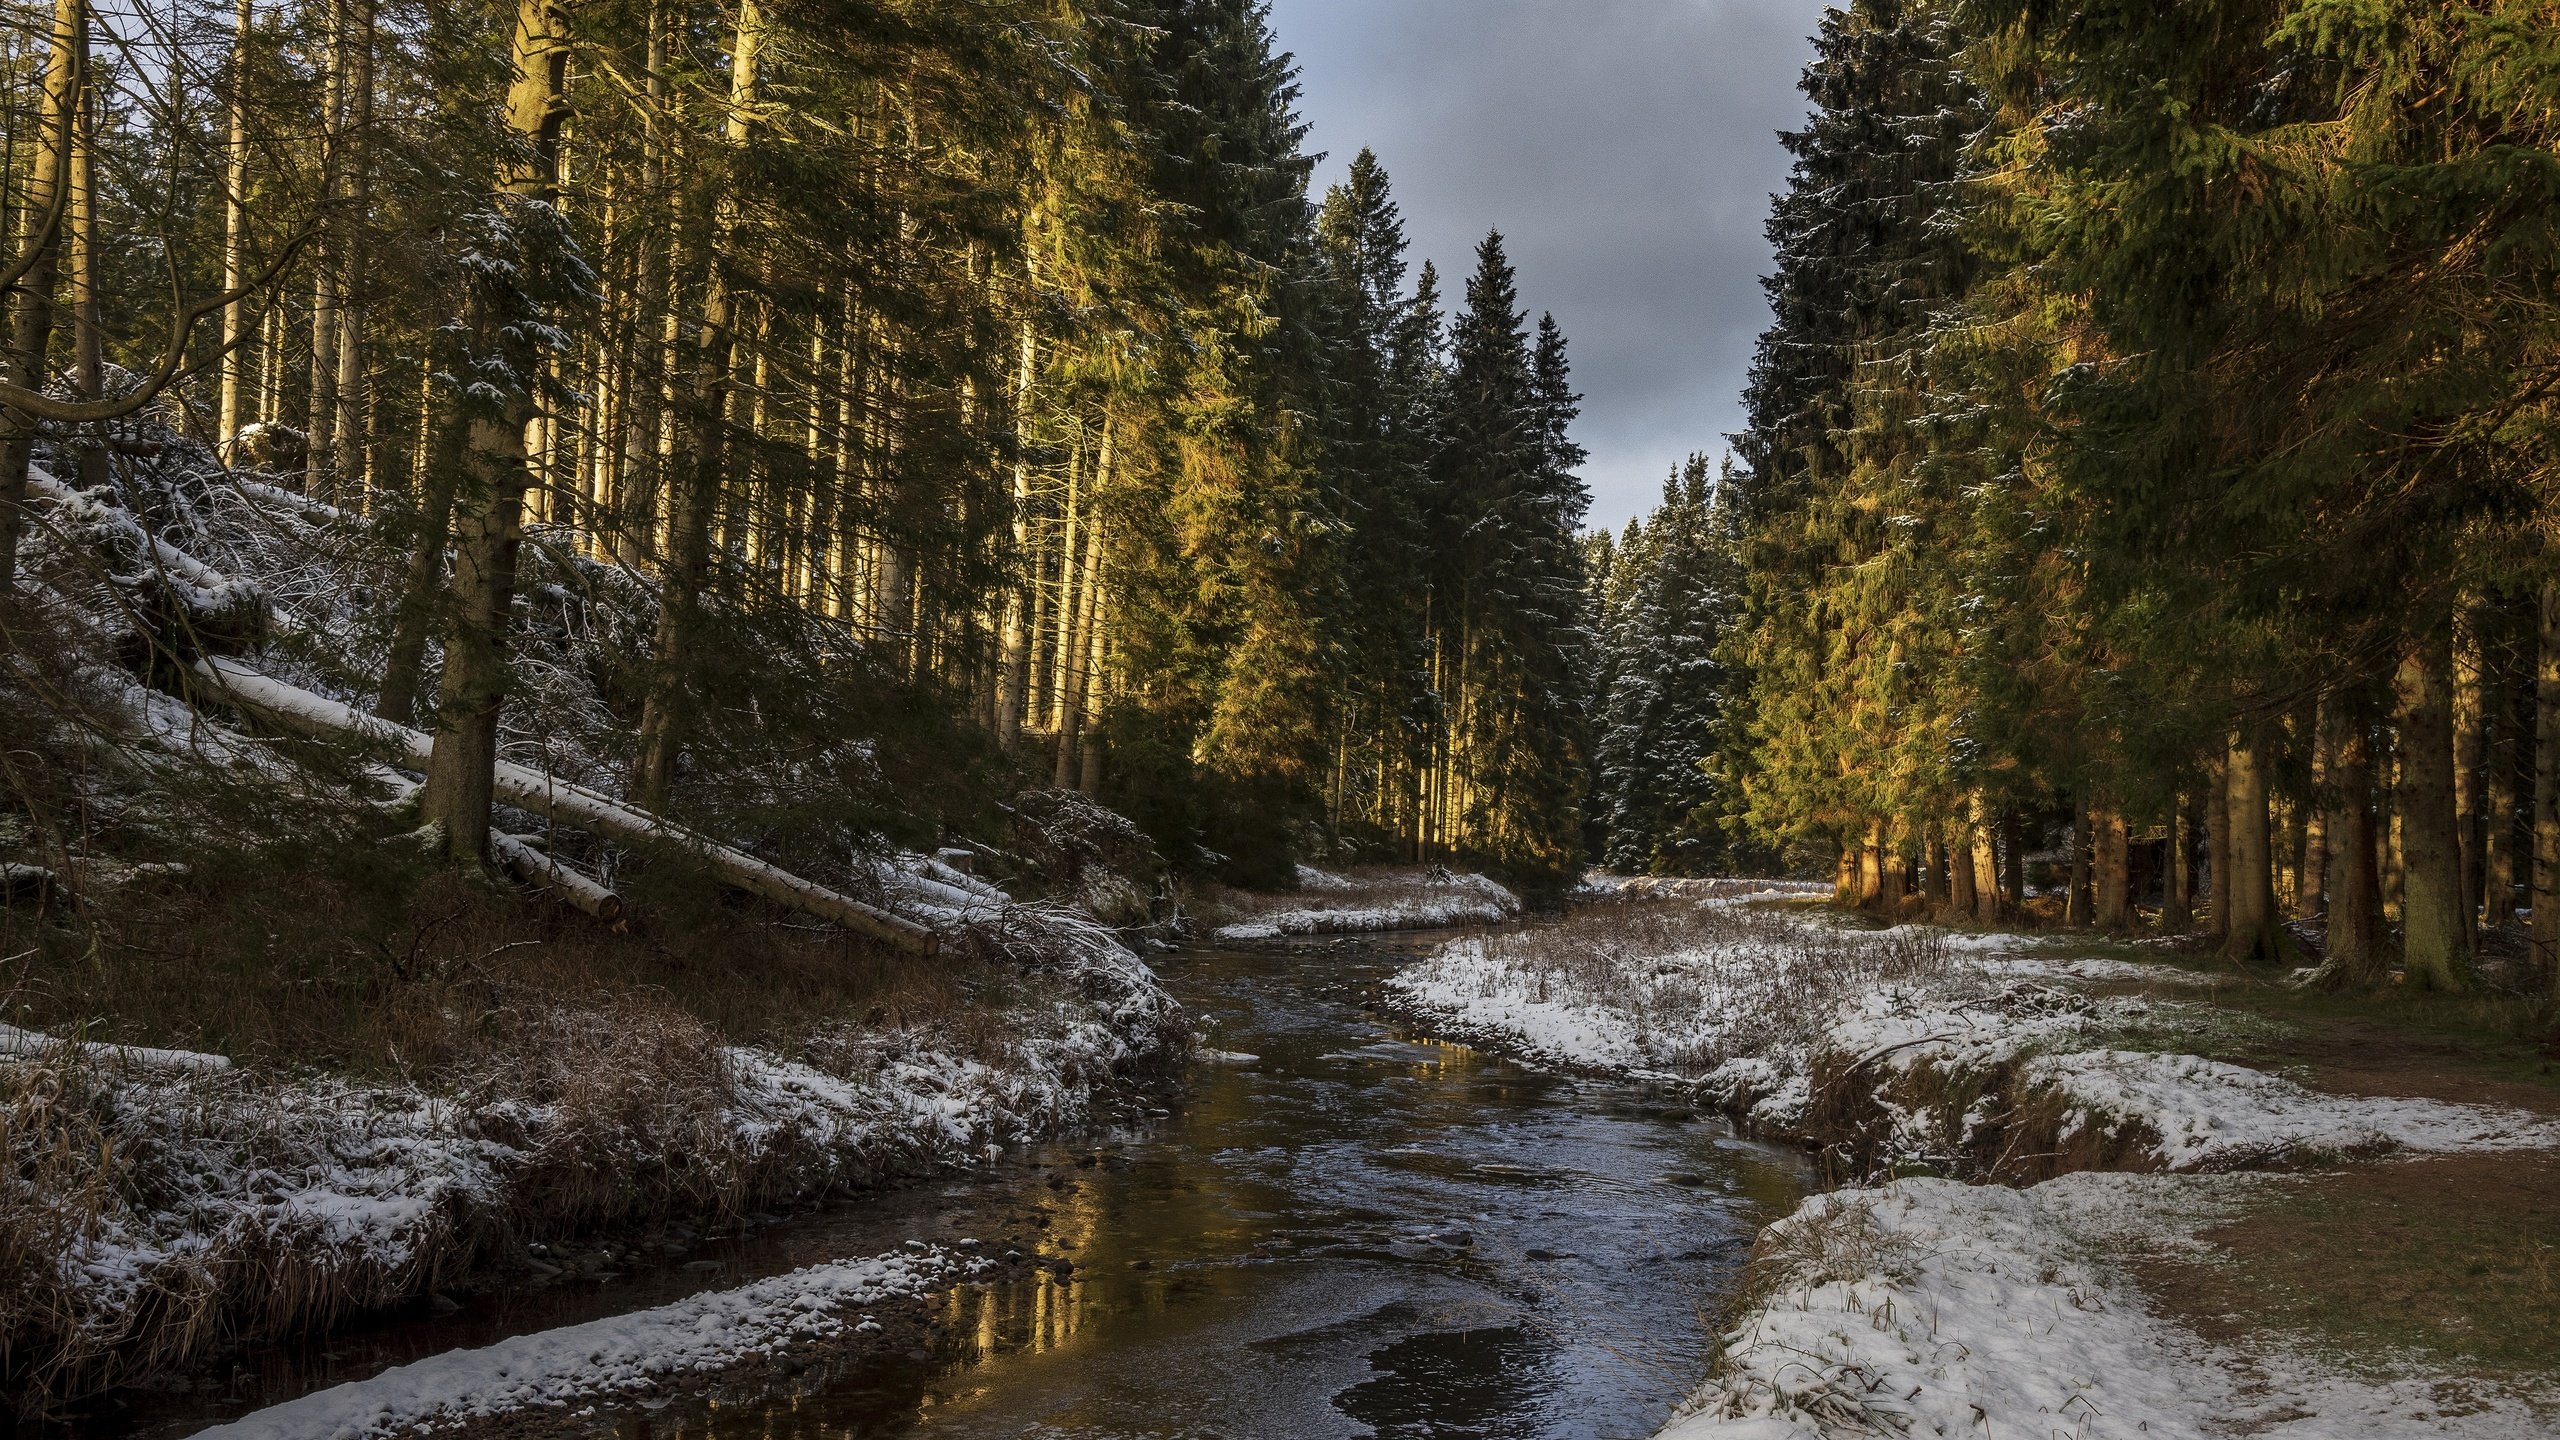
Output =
[
  {"x1": 1382, "y1": 892, "x2": 2560, "y2": 1440},
  {"x1": 1665, "y1": 1172, "x2": 2558, "y2": 1439},
  {"x1": 1383, "y1": 900, "x2": 2555, "y2": 1172},
  {"x1": 193, "y1": 1245, "x2": 983, "y2": 1440},
  {"x1": 7, "y1": 938, "x2": 1179, "y2": 1408},
  {"x1": 1209, "y1": 866, "x2": 1522, "y2": 941}
]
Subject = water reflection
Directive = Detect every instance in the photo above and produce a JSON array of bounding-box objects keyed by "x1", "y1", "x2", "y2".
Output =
[{"x1": 617, "y1": 941, "x2": 1806, "y2": 1440}]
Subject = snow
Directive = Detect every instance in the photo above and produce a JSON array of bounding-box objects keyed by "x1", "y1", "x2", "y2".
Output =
[
  {"x1": 191, "y1": 1247, "x2": 982, "y2": 1440},
  {"x1": 0, "y1": 1022, "x2": 234, "y2": 1072},
  {"x1": 1662, "y1": 1172, "x2": 2558, "y2": 1439},
  {"x1": 1212, "y1": 868, "x2": 1522, "y2": 940},
  {"x1": 1386, "y1": 902, "x2": 2557, "y2": 1173}
]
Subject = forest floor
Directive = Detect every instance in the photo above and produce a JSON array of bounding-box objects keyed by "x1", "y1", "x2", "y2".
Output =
[{"x1": 1381, "y1": 886, "x2": 2560, "y2": 1439}]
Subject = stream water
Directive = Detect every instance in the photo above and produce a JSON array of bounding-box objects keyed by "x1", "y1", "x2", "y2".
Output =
[{"x1": 124, "y1": 934, "x2": 1806, "y2": 1440}]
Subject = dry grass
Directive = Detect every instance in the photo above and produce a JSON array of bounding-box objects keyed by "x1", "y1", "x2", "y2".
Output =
[{"x1": 1465, "y1": 896, "x2": 1952, "y2": 1077}]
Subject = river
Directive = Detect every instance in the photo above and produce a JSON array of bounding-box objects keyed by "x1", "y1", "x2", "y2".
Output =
[{"x1": 125, "y1": 933, "x2": 1806, "y2": 1440}]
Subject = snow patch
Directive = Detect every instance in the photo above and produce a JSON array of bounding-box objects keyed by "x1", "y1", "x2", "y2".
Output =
[{"x1": 192, "y1": 1248, "x2": 981, "y2": 1439}]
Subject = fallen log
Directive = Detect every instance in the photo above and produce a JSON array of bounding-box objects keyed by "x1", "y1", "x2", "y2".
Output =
[
  {"x1": 189, "y1": 658, "x2": 939, "y2": 954},
  {"x1": 493, "y1": 833, "x2": 625, "y2": 926}
]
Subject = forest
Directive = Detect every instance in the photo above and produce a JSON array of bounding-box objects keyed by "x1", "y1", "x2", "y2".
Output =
[
  {"x1": 1586, "y1": 0, "x2": 2560, "y2": 1010},
  {"x1": 5, "y1": 0, "x2": 2560, "y2": 1433},
  {"x1": 0, "y1": 0, "x2": 1594, "y2": 912}
]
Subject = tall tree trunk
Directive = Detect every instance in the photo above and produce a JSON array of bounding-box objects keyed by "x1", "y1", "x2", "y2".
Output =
[
  {"x1": 2164, "y1": 793, "x2": 2194, "y2": 932},
  {"x1": 0, "y1": 0, "x2": 81, "y2": 588},
  {"x1": 994, "y1": 318, "x2": 1036, "y2": 750},
  {"x1": 1950, "y1": 819, "x2": 1978, "y2": 919},
  {"x1": 1921, "y1": 830, "x2": 1950, "y2": 911},
  {"x1": 2300, "y1": 708, "x2": 2328, "y2": 920},
  {"x1": 1857, "y1": 819, "x2": 1884, "y2": 910},
  {"x1": 2066, "y1": 801, "x2": 2092, "y2": 925},
  {"x1": 2223, "y1": 736, "x2": 2280, "y2": 962},
  {"x1": 1969, "y1": 792, "x2": 2001, "y2": 922},
  {"x1": 216, "y1": 0, "x2": 255, "y2": 443},
  {"x1": 415, "y1": 0, "x2": 575, "y2": 862},
  {"x1": 2000, "y1": 809, "x2": 2024, "y2": 911},
  {"x1": 2093, "y1": 803, "x2": 2130, "y2": 929},
  {"x1": 2207, "y1": 757, "x2": 2233, "y2": 942},
  {"x1": 306, "y1": 0, "x2": 346, "y2": 498},
  {"x1": 631, "y1": 0, "x2": 759, "y2": 811},
  {"x1": 375, "y1": 403, "x2": 466, "y2": 723},
  {"x1": 2395, "y1": 621, "x2": 2474, "y2": 990},
  {"x1": 2485, "y1": 700, "x2": 2520, "y2": 928},
  {"x1": 330, "y1": 0, "x2": 375, "y2": 503},
  {"x1": 66, "y1": 70, "x2": 101, "y2": 487},
  {"x1": 2535, "y1": 576, "x2": 2560, "y2": 990},
  {"x1": 2454, "y1": 607, "x2": 2486, "y2": 926},
  {"x1": 2321, "y1": 706, "x2": 2386, "y2": 986}
]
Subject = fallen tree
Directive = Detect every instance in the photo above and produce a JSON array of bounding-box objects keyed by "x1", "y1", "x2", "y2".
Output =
[{"x1": 188, "y1": 656, "x2": 940, "y2": 954}]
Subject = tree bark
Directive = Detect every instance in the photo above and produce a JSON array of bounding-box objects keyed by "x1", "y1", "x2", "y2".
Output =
[
  {"x1": 2394, "y1": 622, "x2": 2474, "y2": 990},
  {"x1": 1969, "y1": 792, "x2": 2001, "y2": 922},
  {"x1": 1950, "y1": 819, "x2": 1977, "y2": 919},
  {"x1": 2300, "y1": 708, "x2": 2328, "y2": 919},
  {"x1": 2066, "y1": 801, "x2": 2092, "y2": 926},
  {"x1": 2163, "y1": 793, "x2": 2194, "y2": 932},
  {"x1": 331, "y1": 0, "x2": 376, "y2": 502},
  {"x1": 2222, "y1": 735, "x2": 2281, "y2": 962},
  {"x1": 374, "y1": 402, "x2": 465, "y2": 722},
  {"x1": 2454, "y1": 608, "x2": 2486, "y2": 925},
  {"x1": 2534, "y1": 576, "x2": 2560, "y2": 990},
  {"x1": 217, "y1": 0, "x2": 255, "y2": 443},
  {"x1": 0, "y1": 0, "x2": 82, "y2": 588},
  {"x1": 416, "y1": 0, "x2": 575, "y2": 862},
  {"x1": 631, "y1": 0, "x2": 760, "y2": 810},
  {"x1": 2093, "y1": 803, "x2": 2130, "y2": 929},
  {"x1": 2206, "y1": 757, "x2": 2233, "y2": 941},
  {"x1": 2320, "y1": 706, "x2": 2387, "y2": 986},
  {"x1": 2000, "y1": 808, "x2": 2024, "y2": 911}
]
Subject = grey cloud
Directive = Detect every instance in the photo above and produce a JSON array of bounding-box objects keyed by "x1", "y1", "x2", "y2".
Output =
[{"x1": 1269, "y1": 0, "x2": 1831, "y2": 528}]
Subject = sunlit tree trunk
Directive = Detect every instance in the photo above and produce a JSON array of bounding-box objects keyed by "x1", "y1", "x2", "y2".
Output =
[
  {"x1": 415, "y1": 0, "x2": 577, "y2": 861},
  {"x1": 0, "y1": 0, "x2": 80, "y2": 588},
  {"x1": 1968, "y1": 792, "x2": 2000, "y2": 922},
  {"x1": 216, "y1": 0, "x2": 255, "y2": 443},
  {"x1": 2093, "y1": 803, "x2": 2130, "y2": 929}
]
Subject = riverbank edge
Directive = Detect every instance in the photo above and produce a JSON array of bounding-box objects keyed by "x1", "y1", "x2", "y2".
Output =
[
  {"x1": 1371, "y1": 903, "x2": 2560, "y2": 1439},
  {"x1": 16, "y1": 944, "x2": 1194, "y2": 1430}
]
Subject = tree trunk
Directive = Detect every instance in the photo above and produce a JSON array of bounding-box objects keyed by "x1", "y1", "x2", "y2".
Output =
[
  {"x1": 2535, "y1": 576, "x2": 2560, "y2": 990},
  {"x1": 331, "y1": 0, "x2": 376, "y2": 503},
  {"x1": 2314, "y1": 704, "x2": 2385, "y2": 985},
  {"x1": 632, "y1": 0, "x2": 760, "y2": 811},
  {"x1": 374, "y1": 403, "x2": 466, "y2": 722},
  {"x1": 416, "y1": 0, "x2": 575, "y2": 863},
  {"x1": 2454, "y1": 608, "x2": 2486, "y2": 926},
  {"x1": 2066, "y1": 801, "x2": 2092, "y2": 925},
  {"x1": 2207, "y1": 757, "x2": 2233, "y2": 941},
  {"x1": 2093, "y1": 803, "x2": 2130, "y2": 929},
  {"x1": 2222, "y1": 735, "x2": 2281, "y2": 962},
  {"x1": 217, "y1": 0, "x2": 255, "y2": 443},
  {"x1": 1969, "y1": 792, "x2": 2001, "y2": 922},
  {"x1": 66, "y1": 70, "x2": 102, "y2": 488},
  {"x1": 2485, "y1": 705, "x2": 2520, "y2": 928},
  {"x1": 306, "y1": 0, "x2": 346, "y2": 498},
  {"x1": 1950, "y1": 819, "x2": 1977, "y2": 919},
  {"x1": 1857, "y1": 820, "x2": 1884, "y2": 910},
  {"x1": 2395, "y1": 622, "x2": 2474, "y2": 990},
  {"x1": 2164, "y1": 794, "x2": 2194, "y2": 933},
  {"x1": 0, "y1": 0, "x2": 81, "y2": 589},
  {"x1": 994, "y1": 318, "x2": 1036, "y2": 750},
  {"x1": 1922, "y1": 830, "x2": 1950, "y2": 911},
  {"x1": 2300, "y1": 708, "x2": 2329, "y2": 920},
  {"x1": 2000, "y1": 809, "x2": 2024, "y2": 910}
]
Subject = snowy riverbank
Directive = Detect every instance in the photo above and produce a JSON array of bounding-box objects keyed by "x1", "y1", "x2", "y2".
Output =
[
  {"x1": 0, "y1": 923, "x2": 1183, "y2": 1411},
  {"x1": 1206, "y1": 864, "x2": 1522, "y2": 941},
  {"x1": 1381, "y1": 890, "x2": 2560, "y2": 1438}
]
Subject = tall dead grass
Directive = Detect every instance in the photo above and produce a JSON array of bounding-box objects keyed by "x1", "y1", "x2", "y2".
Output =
[{"x1": 1471, "y1": 897, "x2": 1952, "y2": 1076}]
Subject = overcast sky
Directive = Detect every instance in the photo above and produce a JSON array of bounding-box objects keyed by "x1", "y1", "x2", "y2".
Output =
[{"x1": 1266, "y1": 0, "x2": 1831, "y2": 531}]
